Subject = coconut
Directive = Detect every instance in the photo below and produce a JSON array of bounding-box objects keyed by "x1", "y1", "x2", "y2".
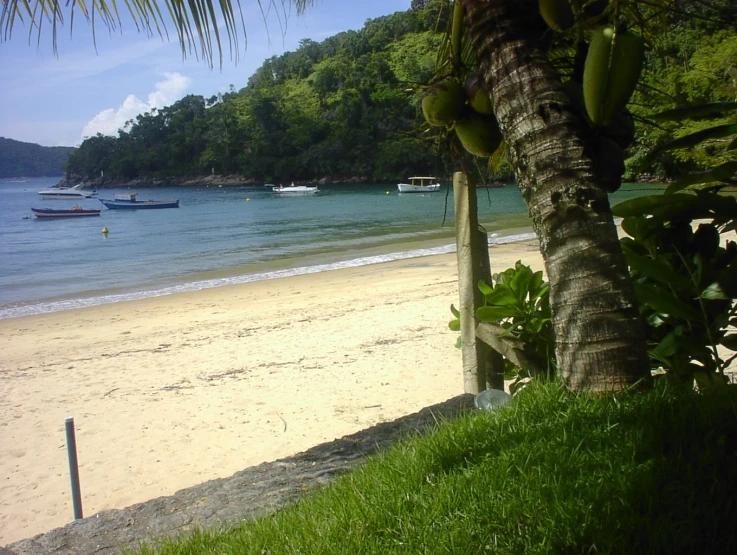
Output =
[
  {"x1": 465, "y1": 72, "x2": 494, "y2": 116},
  {"x1": 422, "y1": 79, "x2": 465, "y2": 127},
  {"x1": 583, "y1": 27, "x2": 645, "y2": 126},
  {"x1": 595, "y1": 135, "x2": 625, "y2": 192},
  {"x1": 582, "y1": 0, "x2": 609, "y2": 20},
  {"x1": 602, "y1": 110, "x2": 636, "y2": 149},
  {"x1": 454, "y1": 110, "x2": 503, "y2": 157},
  {"x1": 539, "y1": 0, "x2": 575, "y2": 32},
  {"x1": 562, "y1": 80, "x2": 591, "y2": 124}
]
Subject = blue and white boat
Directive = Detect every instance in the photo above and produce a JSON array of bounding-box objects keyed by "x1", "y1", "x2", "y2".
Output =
[{"x1": 99, "y1": 192, "x2": 179, "y2": 210}]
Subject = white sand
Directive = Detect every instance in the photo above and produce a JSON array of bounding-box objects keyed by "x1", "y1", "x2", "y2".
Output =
[{"x1": 0, "y1": 239, "x2": 544, "y2": 544}]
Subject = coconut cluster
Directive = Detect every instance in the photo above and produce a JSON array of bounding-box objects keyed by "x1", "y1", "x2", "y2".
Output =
[
  {"x1": 420, "y1": 0, "x2": 644, "y2": 190},
  {"x1": 539, "y1": 0, "x2": 645, "y2": 192},
  {"x1": 421, "y1": 72, "x2": 502, "y2": 158}
]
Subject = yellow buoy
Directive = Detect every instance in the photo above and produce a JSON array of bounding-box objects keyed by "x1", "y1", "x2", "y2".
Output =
[
  {"x1": 102, "y1": 227, "x2": 109, "y2": 234},
  {"x1": 246, "y1": 198, "x2": 251, "y2": 202},
  {"x1": 386, "y1": 191, "x2": 390, "y2": 195}
]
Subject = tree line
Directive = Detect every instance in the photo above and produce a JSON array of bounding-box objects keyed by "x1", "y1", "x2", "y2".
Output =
[
  {"x1": 63, "y1": 1, "x2": 734, "y2": 187},
  {"x1": 66, "y1": 1, "x2": 454, "y2": 184}
]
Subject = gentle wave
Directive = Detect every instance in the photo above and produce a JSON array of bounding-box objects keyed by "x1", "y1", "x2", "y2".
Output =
[{"x1": 0, "y1": 232, "x2": 536, "y2": 320}]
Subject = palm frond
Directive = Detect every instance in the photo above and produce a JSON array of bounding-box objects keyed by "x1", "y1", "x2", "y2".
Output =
[{"x1": 0, "y1": 0, "x2": 314, "y2": 68}]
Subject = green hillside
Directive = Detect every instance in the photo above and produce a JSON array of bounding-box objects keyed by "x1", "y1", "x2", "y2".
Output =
[
  {"x1": 0, "y1": 137, "x2": 76, "y2": 178},
  {"x1": 62, "y1": 0, "x2": 737, "y2": 185},
  {"x1": 65, "y1": 0, "x2": 456, "y2": 184}
]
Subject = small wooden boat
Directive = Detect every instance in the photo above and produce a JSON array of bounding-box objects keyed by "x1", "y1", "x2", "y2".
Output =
[
  {"x1": 99, "y1": 193, "x2": 179, "y2": 210},
  {"x1": 397, "y1": 176, "x2": 441, "y2": 193},
  {"x1": 32, "y1": 206, "x2": 101, "y2": 218},
  {"x1": 272, "y1": 183, "x2": 319, "y2": 194}
]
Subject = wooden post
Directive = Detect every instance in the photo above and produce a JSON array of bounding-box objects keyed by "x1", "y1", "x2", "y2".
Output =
[
  {"x1": 454, "y1": 172, "x2": 487, "y2": 394},
  {"x1": 474, "y1": 226, "x2": 506, "y2": 391}
]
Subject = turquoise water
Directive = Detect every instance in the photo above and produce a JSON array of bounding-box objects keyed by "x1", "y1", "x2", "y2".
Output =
[{"x1": 0, "y1": 177, "x2": 663, "y2": 319}]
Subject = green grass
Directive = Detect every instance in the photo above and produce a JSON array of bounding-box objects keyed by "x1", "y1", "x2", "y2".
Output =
[{"x1": 136, "y1": 380, "x2": 737, "y2": 554}]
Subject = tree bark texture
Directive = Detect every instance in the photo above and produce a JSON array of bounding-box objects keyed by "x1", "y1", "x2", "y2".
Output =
[{"x1": 463, "y1": 0, "x2": 650, "y2": 391}]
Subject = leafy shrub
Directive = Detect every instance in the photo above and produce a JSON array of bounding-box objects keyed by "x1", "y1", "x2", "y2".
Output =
[
  {"x1": 450, "y1": 205, "x2": 737, "y2": 390},
  {"x1": 450, "y1": 261, "x2": 555, "y2": 392},
  {"x1": 612, "y1": 191, "x2": 737, "y2": 388}
]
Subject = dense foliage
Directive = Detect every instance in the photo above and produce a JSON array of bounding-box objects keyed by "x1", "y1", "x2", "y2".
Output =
[
  {"x1": 613, "y1": 192, "x2": 737, "y2": 387},
  {"x1": 0, "y1": 137, "x2": 75, "y2": 178},
  {"x1": 66, "y1": 1, "x2": 459, "y2": 183},
  {"x1": 62, "y1": 1, "x2": 736, "y2": 186},
  {"x1": 62, "y1": 1, "x2": 736, "y2": 185},
  {"x1": 627, "y1": 0, "x2": 737, "y2": 179},
  {"x1": 466, "y1": 188, "x2": 737, "y2": 391}
]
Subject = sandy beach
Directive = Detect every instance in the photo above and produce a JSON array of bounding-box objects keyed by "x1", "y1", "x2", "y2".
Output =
[{"x1": 0, "y1": 238, "x2": 544, "y2": 545}]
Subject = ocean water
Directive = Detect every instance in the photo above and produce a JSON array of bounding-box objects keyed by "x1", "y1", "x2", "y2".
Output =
[{"x1": 0, "y1": 177, "x2": 661, "y2": 319}]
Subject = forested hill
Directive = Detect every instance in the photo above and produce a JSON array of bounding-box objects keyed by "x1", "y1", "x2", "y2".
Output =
[
  {"x1": 64, "y1": 0, "x2": 737, "y2": 185},
  {"x1": 0, "y1": 137, "x2": 76, "y2": 178},
  {"x1": 66, "y1": 0, "x2": 455, "y2": 184}
]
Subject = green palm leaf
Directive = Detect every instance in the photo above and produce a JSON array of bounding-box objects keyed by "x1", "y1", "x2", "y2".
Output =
[
  {"x1": 0, "y1": 0, "x2": 313, "y2": 68},
  {"x1": 666, "y1": 161, "x2": 737, "y2": 194},
  {"x1": 649, "y1": 102, "x2": 737, "y2": 121},
  {"x1": 661, "y1": 124, "x2": 737, "y2": 151}
]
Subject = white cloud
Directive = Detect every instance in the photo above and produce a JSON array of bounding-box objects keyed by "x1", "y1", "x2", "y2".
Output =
[{"x1": 81, "y1": 72, "x2": 192, "y2": 140}]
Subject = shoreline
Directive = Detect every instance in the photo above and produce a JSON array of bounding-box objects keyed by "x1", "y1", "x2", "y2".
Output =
[
  {"x1": 53, "y1": 173, "x2": 671, "y2": 190},
  {"x1": 0, "y1": 230, "x2": 537, "y2": 321},
  {"x1": 0, "y1": 237, "x2": 544, "y2": 545},
  {"x1": 56, "y1": 174, "x2": 466, "y2": 189}
]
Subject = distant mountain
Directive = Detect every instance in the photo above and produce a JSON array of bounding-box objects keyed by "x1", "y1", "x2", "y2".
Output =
[{"x1": 0, "y1": 137, "x2": 76, "y2": 178}]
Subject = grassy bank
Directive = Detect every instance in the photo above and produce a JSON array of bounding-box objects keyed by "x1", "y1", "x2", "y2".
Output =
[{"x1": 136, "y1": 381, "x2": 737, "y2": 554}]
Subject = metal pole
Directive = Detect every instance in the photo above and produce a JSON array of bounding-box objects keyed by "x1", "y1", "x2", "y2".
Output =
[{"x1": 65, "y1": 416, "x2": 83, "y2": 520}]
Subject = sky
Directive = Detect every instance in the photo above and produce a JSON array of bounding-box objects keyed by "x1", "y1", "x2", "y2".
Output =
[{"x1": 0, "y1": 0, "x2": 411, "y2": 147}]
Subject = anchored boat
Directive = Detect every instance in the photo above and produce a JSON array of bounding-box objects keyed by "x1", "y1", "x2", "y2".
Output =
[
  {"x1": 397, "y1": 176, "x2": 441, "y2": 193},
  {"x1": 31, "y1": 206, "x2": 101, "y2": 218},
  {"x1": 272, "y1": 183, "x2": 319, "y2": 195},
  {"x1": 99, "y1": 193, "x2": 179, "y2": 210},
  {"x1": 38, "y1": 183, "x2": 96, "y2": 200}
]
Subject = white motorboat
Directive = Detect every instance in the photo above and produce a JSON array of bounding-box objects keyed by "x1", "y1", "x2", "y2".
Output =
[
  {"x1": 38, "y1": 183, "x2": 95, "y2": 199},
  {"x1": 272, "y1": 183, "x2": 319, "y2": 194},
  {"x1": 397, "y1": 176, "x2": 441, "y2": 193}
]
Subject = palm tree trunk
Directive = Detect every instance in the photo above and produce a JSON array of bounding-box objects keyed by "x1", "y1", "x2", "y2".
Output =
[{"x1": 463, "y1": 0, "x2": 650, "y2": 391}]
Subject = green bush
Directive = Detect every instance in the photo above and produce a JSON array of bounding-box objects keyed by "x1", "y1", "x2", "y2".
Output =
[{"x1": 613, "y1": 191, "x2": 737, "y2": 388}]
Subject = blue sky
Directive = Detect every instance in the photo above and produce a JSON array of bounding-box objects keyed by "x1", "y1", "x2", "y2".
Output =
[{"x1": 0, "y1": 0, "x2": 410, "y2": 147}]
